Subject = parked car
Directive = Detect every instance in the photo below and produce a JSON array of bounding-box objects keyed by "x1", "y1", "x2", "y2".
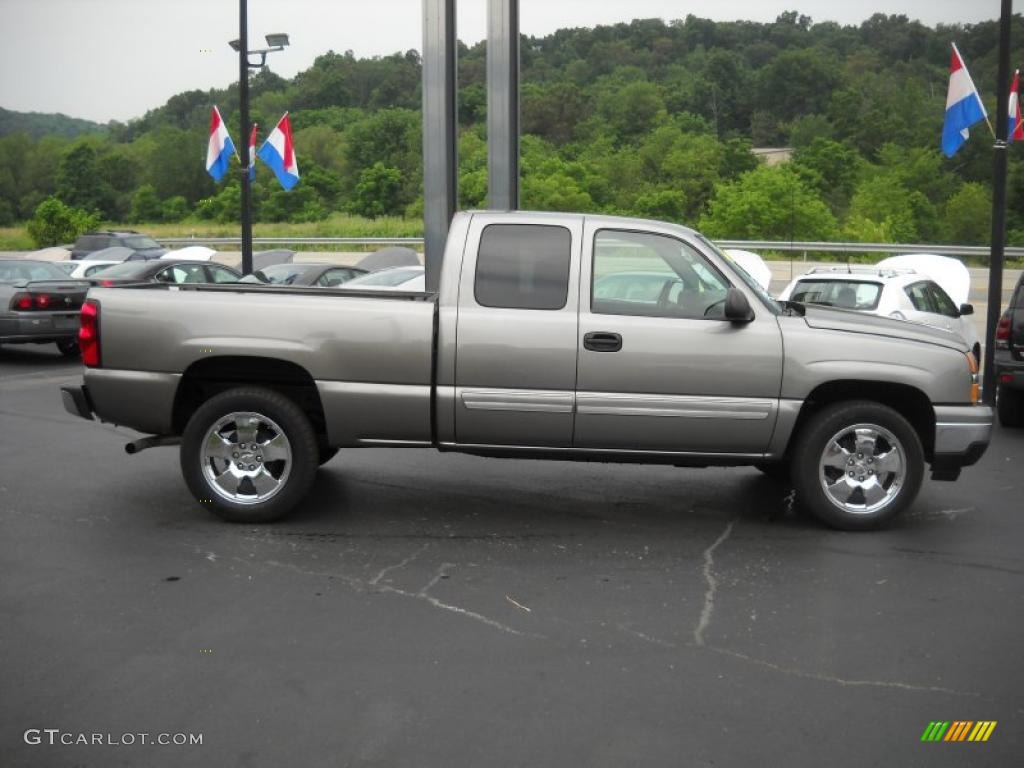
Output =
[
  {"x1": 90, "y1": 259, "x2": 241, "y2": 286},
  {"x1": 343, "y1": 265, "x2": 425, "y2": 291},
  {"x1": 0, "y1": 259, "x2": 88, "y2": 357},
  {"x1": 777, "y1": 265, "x2": 981, "y2": 361},
  {"x1": 238, "y1": 262, "x2": 368, "y2": 287},
  {"x1": 995, "y1": 271, "x2": 1024, "y2": 427},
  {"x1": 61, "y1": 211, "x2": 990, "y2": 531},
  {"x1": 70, "y1": 231, "x2": 167, "y2": 261}
]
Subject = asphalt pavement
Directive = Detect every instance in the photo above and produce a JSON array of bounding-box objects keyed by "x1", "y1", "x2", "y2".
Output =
[{"x1": 1, "y1": 344, "x2": 1022, "y2": 767}]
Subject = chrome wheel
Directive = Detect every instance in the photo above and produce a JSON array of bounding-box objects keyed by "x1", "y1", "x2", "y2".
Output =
[
  {"x1": 200, "y1": 411, "x2": 292, "y2": 505},
  {"x1": 818, "y1": 423, "x2": 905, "y2": 515}
]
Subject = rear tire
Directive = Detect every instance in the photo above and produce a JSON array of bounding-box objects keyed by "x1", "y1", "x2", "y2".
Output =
[
  {"x1": 791, "y1": 401, "x2": 924, "y2": 531},
  {"x1": 997, "y1": 384, "x2": 1024, "y2": 428},
  {"x1": 180, "y1": 387, "x2": 319, "y2": 523},
  {"x1": 56, "y1": 339, "x2": 79, "y2": 358}
]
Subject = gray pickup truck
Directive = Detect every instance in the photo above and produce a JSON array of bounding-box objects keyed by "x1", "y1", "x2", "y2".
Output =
[{"x1": 61, "y1": 211, "x2": 992, "y2": 530}]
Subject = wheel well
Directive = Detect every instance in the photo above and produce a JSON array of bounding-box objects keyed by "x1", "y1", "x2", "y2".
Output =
[
  {"x1": 172, "y1": 356, "x2": 326, "y2": 437},
  {"x1": 788, "y1": 381, "x2": 935, "y2": 460}
]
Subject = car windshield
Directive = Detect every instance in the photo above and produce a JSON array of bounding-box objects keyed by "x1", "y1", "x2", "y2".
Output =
[
  {"x1": 122, "y1": 236, "x2": 161, "y2": 250},
  {"x1": 697, "y1": 235, "x2": 781, "y2": 314},
  {"x1": 0, "y1": 260, "x2": 72, "y2": 282},
  {"x1": 791, "y1": 279, "x2": 883, "y2": 310},
  {"x1": 93, "y1": 261, "x2": 153, "y2": 278},
  {"x1": 347, "y1": 267, "x2": 422, "y2": 287},
  {"x1": 257, "y1": 264, "x2": 314, "y2": 284}
]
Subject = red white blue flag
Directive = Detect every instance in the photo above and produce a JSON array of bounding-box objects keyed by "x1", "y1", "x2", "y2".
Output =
[
  {"x1": 1009, "y1": 70, "x2": 1023, "y2": 143},
  {"x1": 248, "y1": 123, "x2": 258, "y2": 181},
  {"x1": 206, "y1": 106, "x2": 236, "y2": 182},
  {"x1": 941, "y1": 44, "x2": 987, "y2": 158},
  {"x1": 257, "y1": 113, "x2": 299, "y2": 190}
]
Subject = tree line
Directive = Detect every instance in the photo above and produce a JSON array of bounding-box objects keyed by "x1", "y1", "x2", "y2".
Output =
[{"x1": 1, "y1": 11, "x2": 1023, "y2": 247}]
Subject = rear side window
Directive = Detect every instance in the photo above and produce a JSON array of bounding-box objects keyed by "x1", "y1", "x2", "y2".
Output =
[
  {"x1": 474, "y1": 224, "x2": 571, "y2": 310},
  {"x1": 791, "y1": 280, "x2": 882, "y2": 310},
  {"x1": 905, "y1": 282, "x2": 938, "y2": 313}
]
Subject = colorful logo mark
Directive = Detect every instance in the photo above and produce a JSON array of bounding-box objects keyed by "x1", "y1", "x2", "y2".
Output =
[{"x1": 921, "y1": 721, "x2": 996, "y2": 742}]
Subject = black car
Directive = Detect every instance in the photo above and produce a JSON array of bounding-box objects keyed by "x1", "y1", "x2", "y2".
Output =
[
  {"x1": 70, "y1": 231, "x2": 167, "y2": 261},
  {"x1": 239, "y1": 262, "x2": 367, "y2": 287},
  {"x1": 995, "y1": 271, "x2": 1024, "y2": 427},
  {"x1": 0, "y1": 259, "x2": 89, "y2": 357},
  {"x1": 92, "y1": 260, "x2": 242, "y2": 286}
]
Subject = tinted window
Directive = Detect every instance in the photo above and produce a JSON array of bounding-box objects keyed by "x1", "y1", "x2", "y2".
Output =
[
  {"x1": 0, "y1": 260, "x2": 70, "y2": 282},
  {"x1": 77, "y1": 235, "x2": 107, "y2": 250},
  {"x1": 156, "y1": 264, "x2": 207, "y2": 284},
  {"x1": 318, "y1": 268, "x2": 360, "y2": 287},
  {"x1": 926, "y1": 282, "x2": 958, "y2": 317},
  {"x1": 474, "y1": 224, "x2": 571, "y2": 310},
  {"x1": 207, "y1": 265, "x2": 240, "y2": 283},
  {"x1": 905, "y1": 282, "x2": 937, "y2": 313},
  {"x1": 791, "y1": 280, "x2": 882, "y2": 310},
  {"x1": 591, "y1": 230, "x2": 730, "y2": 319}
]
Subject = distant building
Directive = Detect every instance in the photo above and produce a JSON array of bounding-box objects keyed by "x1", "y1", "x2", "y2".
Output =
[{"x1": 751, "y1": 147, "x2": 793, "y2": 166}]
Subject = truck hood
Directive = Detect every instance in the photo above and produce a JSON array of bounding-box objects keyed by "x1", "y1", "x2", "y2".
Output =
[{"x1": 801, "y1": 305, "x2": 967, "y2": 351}]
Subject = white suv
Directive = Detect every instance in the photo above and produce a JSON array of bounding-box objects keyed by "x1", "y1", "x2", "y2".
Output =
[{"x1": 777, "y1": 257, "x2": 980, "y2": 360}]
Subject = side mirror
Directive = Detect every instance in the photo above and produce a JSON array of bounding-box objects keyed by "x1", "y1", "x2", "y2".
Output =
[
  {"x1": 724, "y1": 287, "x2": 755, "y2": 323},
  {"x1": 958, "y1": 303, "x2": 974, "y2": 316}
]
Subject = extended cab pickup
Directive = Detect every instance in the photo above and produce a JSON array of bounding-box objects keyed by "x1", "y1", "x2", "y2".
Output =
[{"x1": 62, "y1": 211, "x2": 992, "y2": 530}]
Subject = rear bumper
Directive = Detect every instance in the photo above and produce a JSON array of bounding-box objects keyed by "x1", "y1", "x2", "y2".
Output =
[
  {"x1": 995, "y1": 351, "x2": 1024, "y2": 390},
  {"x1": 1, "y1": 312, "x2": 80, "y2": 342},
  {"x1": 930, "y1": 404, "x2": 992, "y2": 480}
]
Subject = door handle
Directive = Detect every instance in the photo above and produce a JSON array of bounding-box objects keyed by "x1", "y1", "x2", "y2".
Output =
[{"x1": 583, "y1": 332, "x2": 622, "y2": 352}]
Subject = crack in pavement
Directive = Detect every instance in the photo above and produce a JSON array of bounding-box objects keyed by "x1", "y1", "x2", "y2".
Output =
[{"x1": 694, "y1": 520, "x2": 735, "y2": 647}]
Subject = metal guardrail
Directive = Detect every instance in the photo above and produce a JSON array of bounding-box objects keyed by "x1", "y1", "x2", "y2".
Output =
[{"x1": 156, "y1": 235, "x2": 1024, "y2": 259}]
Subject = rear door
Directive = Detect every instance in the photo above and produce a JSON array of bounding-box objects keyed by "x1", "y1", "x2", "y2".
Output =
[
  {"x1": 454, "y1": 215, "x2": 582, "y2": 446},
  {"x1": 574, "y1": 225, "x2": 783, "y2": 455}
]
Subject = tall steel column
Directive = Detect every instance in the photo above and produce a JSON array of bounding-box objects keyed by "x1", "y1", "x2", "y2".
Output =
[
  {"x1": 238, "y1": 0, "x2": 253, "y2": 275},
  {"x1": 487, "y1": 0, "x2": 520, "y2": 209},
  {"x1": 422, "y1": 0, "x2": 458, "y2": 293}
]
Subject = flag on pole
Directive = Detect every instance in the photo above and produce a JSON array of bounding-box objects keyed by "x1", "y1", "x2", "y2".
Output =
[
  {"x1": 1009, "y1": 70, "x2": 1024, "y2": 143},
  {"x1": 205, "y1": 106, "x2": 236, "y2": 182},
  {"x1": 248, "y1": 123, "x2": 259, "y2": 181},
  {"x1": 941, "y1": 44, "x2": 988, "y2": 157},
  {"x1": 257, "y1": 113, "x2": 299, "y2": 190}
]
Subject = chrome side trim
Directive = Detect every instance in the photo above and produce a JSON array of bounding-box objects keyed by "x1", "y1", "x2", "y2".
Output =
[
  {"x1": 576, "y1": 392, "x2": 773, "y2": 420},
  {"x1": 459, "y1": 388, "x2": 574, "y2": 413}
]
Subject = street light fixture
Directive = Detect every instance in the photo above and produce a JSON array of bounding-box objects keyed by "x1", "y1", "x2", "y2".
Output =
[{"x1": 229, "y1": 0, "x2": 289, "y2": 275}]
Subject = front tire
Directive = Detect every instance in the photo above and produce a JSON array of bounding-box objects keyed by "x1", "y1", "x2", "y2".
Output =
[
  {"x1": 180, "y1": 387, "x2": 319, "y2": 523},
  {"x1": 792, "y1": 401, "x2": 924, "y2": 531},
  {"x1": 998, "y1": 384, "x2": 1024, "y2": 428}
]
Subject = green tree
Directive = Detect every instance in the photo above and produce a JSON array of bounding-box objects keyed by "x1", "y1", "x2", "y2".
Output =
[
  {"x1": 161, "y1": 196, "x2": 190, "y2": 222},
  {"x1": 26, "y1": 196, "x2": 99, "y2": 247},
  {"x1": 699, "y1": 165, "x2": 837, "y2": 240},
  {"x1": 944, "y1": 183, "x2": 990, "y2": 245},
  {"x1": 129, "y1": 184, "x2": 162, "y2": 223},
  {"x1": 349, "y1": 163, "x2": 403, "y2": 218}
]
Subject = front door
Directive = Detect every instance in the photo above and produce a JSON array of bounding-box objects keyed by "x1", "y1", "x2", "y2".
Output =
[
  {"x1": 574, "y1": 225, "x2": 783, "y2": 455},
  {"x1": 454, "y1": 215, "x2": 583, "y2": 446}
]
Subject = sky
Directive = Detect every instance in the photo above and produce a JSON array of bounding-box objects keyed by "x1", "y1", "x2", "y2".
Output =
[{"x1": 0, "y1": 0, "x2": 1003, "y2": 123}]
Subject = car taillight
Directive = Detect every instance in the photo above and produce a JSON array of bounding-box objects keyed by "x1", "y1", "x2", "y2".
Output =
[
  {"x1": 11, "y1": 292, "x2": 32, "y2": 310},
  {"x1": 99, "y1": 279, "x2": 115, "y2": 288},
  {"x1": 79, "y1": 299, "x2": 100, "y2": 367},
  {"x1": 995, "y1": 311, "x2": 1011, "y2": 348},
  {"x1": 34, "y1": 293, "x2": 51, "y2": 309}
]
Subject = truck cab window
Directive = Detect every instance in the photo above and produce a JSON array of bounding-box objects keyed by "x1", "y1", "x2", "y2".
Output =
[
  {"x1": 591, "y1": 230, "x2": 729, "y2": 319},
  {"x1": 474, "y1": 224, "x2": 572, "y2": 310}
]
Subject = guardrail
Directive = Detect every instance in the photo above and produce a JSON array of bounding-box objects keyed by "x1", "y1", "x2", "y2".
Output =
[{"x1": 155, "y1": 235, "x2": 1024, "y2": 260}]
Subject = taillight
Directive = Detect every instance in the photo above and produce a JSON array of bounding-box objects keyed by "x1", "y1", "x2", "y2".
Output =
[
  {"x1": 79, "y1": 299, "x2": 100, "y2": 367},
  {"x1": 34, "y1": 293, "x2": 51, "y2": 309},
  {"x1": 11, "y1": 292, "x2": 32, "y2": 310},
  {"x1": 995, "y1": 311, "x2": 1011, "y2": 348},
  {"x1": 99, "y1": 279, "x2": 115, "y2": 288}
]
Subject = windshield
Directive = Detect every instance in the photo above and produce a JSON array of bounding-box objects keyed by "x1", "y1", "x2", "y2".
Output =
[
  {"x1": 257, "y1": 264, "x2": 313, "y2": 284},
  {"x1": 347, "y1": 267, "x2": 422, "y2": 287},
  {"x1": 696, "y1": 235, "x2": 781, "y2": 314},
  {"x1": 0, "y1": 260, "x2": 72, "y2": 282},
  {"x1": 93, "y1": 261, "x2": 152, "y2": 278},
  {"x1": 791, "y1": 279, "x2": 883, "y2": 310},
  {"x1": 122, "y1": 236, "x2": 162, "y2": 250}
]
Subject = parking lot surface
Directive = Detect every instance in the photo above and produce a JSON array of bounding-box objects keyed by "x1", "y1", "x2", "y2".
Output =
[{"x1": 2, "y1": 345, "x2": 1022, "y2": 767}]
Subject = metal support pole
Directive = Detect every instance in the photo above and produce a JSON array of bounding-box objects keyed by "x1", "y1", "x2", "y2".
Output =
[
  {"x1": 982, "y1": 0, "x2": 1013, "y2": 406},
  {"x1": 422, "y1": 0, "x2": 458, "y2": 293},
  {"x1": 238, "y1": 0, "x2": 254, "y2": 275},
  {"x1": 487, "y1": 0, "x2": 519, "y2": 209}
]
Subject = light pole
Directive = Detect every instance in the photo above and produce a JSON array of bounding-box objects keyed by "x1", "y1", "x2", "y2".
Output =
[{"x1": 229, "y1": 2, "x2": 289, "y2": 275}]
